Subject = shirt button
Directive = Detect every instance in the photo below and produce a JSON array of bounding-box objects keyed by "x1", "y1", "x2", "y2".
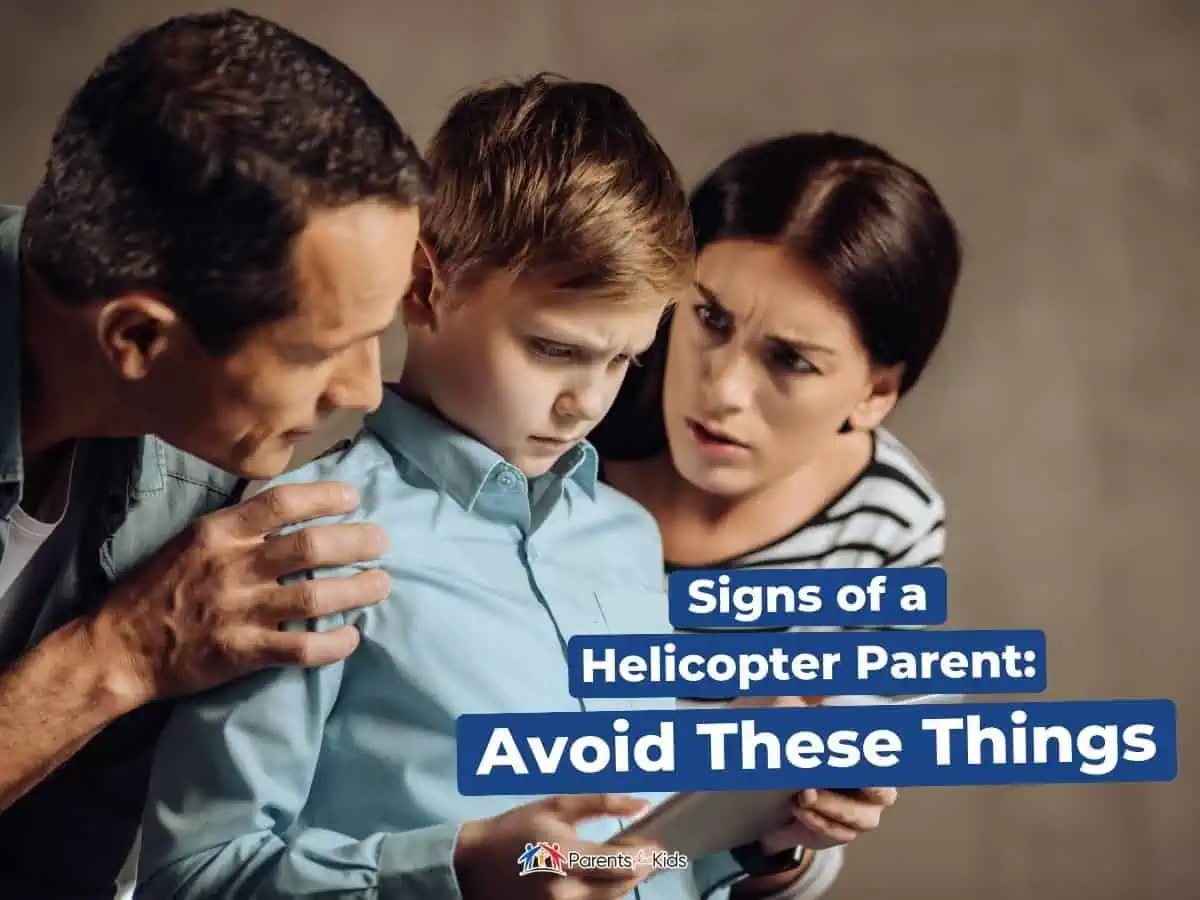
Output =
[{"x1": 497, "y1": 471, "x2": 517, "y2": 489}]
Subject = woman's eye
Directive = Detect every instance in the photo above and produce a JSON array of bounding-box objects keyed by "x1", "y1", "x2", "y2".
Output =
[{"x1": 772, "y1": 345, "x2": 816, "y2": 374}]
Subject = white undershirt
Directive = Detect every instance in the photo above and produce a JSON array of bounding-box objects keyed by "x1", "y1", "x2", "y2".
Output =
[{"x1": 0, "y1": 443, "x2": 81, "y2": 650}]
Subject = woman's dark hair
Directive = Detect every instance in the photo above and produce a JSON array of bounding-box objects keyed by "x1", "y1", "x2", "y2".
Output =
[{"x1": 591, "y1": 131, "x2": 963, "y2": 461}]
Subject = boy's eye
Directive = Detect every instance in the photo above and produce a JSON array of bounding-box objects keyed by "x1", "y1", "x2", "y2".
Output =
[
  {"x1": 694, "y1": 301, "x2": 731, "y2": 333},
  {"x1": 529, "y1": 338, "x2": 578, "y2": 360}
]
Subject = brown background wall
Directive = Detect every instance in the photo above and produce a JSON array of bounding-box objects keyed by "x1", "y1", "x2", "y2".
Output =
[{"x1": 1, "y1": 1, "x2": 1196, "y2": 897}]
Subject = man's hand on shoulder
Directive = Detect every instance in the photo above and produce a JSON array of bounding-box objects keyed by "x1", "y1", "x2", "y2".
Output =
[{"x1": 87, "y1": 480, "x2": 391, "y2": 707}]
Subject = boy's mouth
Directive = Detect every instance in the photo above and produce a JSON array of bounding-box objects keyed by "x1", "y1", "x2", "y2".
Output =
[{"x1": 531, "y1": 434, "x2": 579, "y2": 448}]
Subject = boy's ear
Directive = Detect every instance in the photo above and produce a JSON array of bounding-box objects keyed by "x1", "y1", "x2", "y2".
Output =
[
  {"x1": 846, "y1": 363, "x2": 903, "y2": 432},
  {"x1": 402, "y1": 239, "x2": 444, "y2": 330}
]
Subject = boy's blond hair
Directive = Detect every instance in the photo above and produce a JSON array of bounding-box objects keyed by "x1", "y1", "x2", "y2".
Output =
[{"x1": 422, "y1": 73, "x2": 694, "y2": 301}]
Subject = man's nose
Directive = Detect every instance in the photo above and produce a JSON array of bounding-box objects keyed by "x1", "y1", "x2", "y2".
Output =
[{"x1": 322, "y1": 339, "x2": 384, "y2": 413}]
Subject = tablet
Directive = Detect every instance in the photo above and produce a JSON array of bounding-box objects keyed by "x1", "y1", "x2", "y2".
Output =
[{"x1": 613, "y1": 693, "x2": 965, "y2": 857}]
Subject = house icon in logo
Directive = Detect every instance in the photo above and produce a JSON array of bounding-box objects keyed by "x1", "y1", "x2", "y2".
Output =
[{"x1": 517, "y1": 841, "x2": 567, "y2": 876}]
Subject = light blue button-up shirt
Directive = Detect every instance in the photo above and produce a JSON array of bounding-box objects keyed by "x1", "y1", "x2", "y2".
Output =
[{"x1": 135, "y1": 389, "x2": 744, "y2": 899}]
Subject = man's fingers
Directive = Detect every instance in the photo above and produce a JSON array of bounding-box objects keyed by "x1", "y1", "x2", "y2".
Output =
[
  {"x1": 545, "y1": 793, "x2": 649, "y2": 825},
  {"x1": 227, "y1": 482, "x2": 361, "y2": 538},
  {"x1": 250, "y1": 625, "x2": 364, "y2": 668},
  {"x1": 263, "y1": 570, "x2": 391, "y2": 623},
  {"x1": 254, "y1": 523, "x2": 389, "y2": 579}
]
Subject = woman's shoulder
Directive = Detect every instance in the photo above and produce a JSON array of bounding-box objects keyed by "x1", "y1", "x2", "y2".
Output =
[
  {"x1": 864, "y1": 427, "x2": 944, "y2": 515},
  {"x1": 738, "y1": 428, "x2": 945, "y2": 569},
  {"x1": 824, "y1": 427, "x2": 945, "y2": 558}
]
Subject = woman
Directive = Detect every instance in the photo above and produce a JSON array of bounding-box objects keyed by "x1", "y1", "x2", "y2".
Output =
[{"x1": 591, "y1": 132, "x2": 963, "y2": 898}]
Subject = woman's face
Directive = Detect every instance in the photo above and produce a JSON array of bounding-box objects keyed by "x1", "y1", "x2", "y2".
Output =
[{"x1": 662, "y1": 239, "x2": 900, "y2": 497}]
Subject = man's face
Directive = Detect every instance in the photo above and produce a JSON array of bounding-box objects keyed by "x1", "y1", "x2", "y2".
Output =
[
  {"x1": 148, "y1": 200, "x2": 421, "y2": 479},
  {"x1": 410, "y1": 270, "x2": 668, "y2": 478}
]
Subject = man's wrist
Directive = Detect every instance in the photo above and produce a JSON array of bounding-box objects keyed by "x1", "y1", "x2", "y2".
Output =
[{"x1": 76, "y1": 605, "x2": 156, "y2": 714}]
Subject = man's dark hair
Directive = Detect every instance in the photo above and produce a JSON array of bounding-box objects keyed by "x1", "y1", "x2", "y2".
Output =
[{"x1": 20, "y1": 8, "x2": 430, "y2": 354}]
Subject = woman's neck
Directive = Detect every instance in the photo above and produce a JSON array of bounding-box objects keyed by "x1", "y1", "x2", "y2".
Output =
[{"x1": 608, "y1": 430, "x2": 875, "y2": 567}]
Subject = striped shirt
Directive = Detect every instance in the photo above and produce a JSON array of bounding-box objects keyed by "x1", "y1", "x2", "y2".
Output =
[
  {"x1": 659, "y1": 428, "x2": 946, "y2": 699},
  {"x1": 665, "y1": 428, "x2": 945, "y2": 578}
]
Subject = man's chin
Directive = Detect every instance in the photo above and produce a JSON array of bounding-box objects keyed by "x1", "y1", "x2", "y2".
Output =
[{"x1": 220, "y1": 445, "x2": 297, "y2": 483}]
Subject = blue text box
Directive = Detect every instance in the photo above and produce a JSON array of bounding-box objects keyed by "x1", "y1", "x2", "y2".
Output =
[
  {"x1": 567, "y1": 629, "x2": 1046, "y2": 698},
  {"x1": 669, "y1": 567, "x2": 947, "y2": 629},
  {"x1": 457, "y1": 699, "x2": 1176, "y2": 795}
]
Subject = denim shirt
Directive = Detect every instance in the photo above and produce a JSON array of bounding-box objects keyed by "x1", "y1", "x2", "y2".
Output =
[{"x1": 0, "y1": 206, "x2": 245, "y2": 899}]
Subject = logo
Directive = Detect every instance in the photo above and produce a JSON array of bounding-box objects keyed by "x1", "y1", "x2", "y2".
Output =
[{"x1": 517, "y1": 841, "x2": 567, "y2": 876}]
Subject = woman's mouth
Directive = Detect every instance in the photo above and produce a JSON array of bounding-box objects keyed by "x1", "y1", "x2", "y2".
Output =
[{"x1": 685, "y1": 418, "x2": 750, "y2": 457}]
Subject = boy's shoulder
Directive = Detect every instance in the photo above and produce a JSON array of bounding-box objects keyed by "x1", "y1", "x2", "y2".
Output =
[
  {"x1": 264, "y1": 430, "x2": 407, "y2": 528},
  {"x1": 272, "y1": 430, "x2": 390, "y2": 489}
]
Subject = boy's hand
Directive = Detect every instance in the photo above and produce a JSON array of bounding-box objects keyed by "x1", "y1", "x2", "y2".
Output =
[{"x1": 455, "y1": 794, "x2": 663, "y2": 899}]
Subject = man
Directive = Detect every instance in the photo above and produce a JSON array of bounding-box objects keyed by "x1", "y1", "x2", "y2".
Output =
[
  {"x1": 0, "y1": 10, "x2": 427, "y2": 897},
  {"x1": 3, "y1": 14, "x2": 701, "y2": 899}
]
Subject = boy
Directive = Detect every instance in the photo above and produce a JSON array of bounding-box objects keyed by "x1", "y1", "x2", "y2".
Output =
[{"x1": 135, "y1": 75, "x2": 836, "y2": 900}]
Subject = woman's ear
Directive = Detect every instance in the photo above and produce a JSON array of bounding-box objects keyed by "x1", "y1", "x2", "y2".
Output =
[
  {"x1": 846, "y1": 363, "x2": 903, "y2": 431},
  {"x1": 402, "y1": 239, "x2": 443, "y2": 330}
]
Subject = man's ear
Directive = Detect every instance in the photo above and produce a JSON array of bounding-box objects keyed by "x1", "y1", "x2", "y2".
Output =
[
  {"x1": 846, "y1": 363, "x2": 903, "y2": 431},
  {"x1": 93, "y1": 294, "x2": 180, "y2": 380},
  {"x1": 402, "y1": 239, "x2": 445, "y2": 330}
]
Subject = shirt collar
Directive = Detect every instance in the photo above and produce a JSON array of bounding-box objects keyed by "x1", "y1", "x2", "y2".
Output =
[
  {"x1": 1, "y1": 208, "x2": 24, "y2": 491},
  {"x1": 364, "y1": 389, "x2": 599, "y2": 510}
]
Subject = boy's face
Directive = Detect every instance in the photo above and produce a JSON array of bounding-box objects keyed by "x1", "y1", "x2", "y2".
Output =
[{"x1": 408, "y1": 269, "x2": 667, "y2": 478}]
